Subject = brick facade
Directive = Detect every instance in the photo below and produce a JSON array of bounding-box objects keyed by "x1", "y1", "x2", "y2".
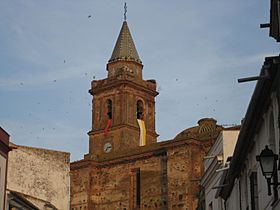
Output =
[
  {"x1": 70, "y1": 20, "x2": 222, "y2": 210},
  {"x1": 71, "y1": 119, "x2": 222, "y2": 210}
]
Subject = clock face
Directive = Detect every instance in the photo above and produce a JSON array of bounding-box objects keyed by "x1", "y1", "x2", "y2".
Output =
[{"x1": 103, "y1": 142, "x2": 112, "y2": 153}]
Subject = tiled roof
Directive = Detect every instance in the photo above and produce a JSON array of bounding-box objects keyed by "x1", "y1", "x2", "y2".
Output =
[{"x1": 108, "y1": 21, "x2": 142, "y2": 64}]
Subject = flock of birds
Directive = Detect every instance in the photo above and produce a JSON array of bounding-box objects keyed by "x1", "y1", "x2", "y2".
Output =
[{"x1": 13, "y1": 14, "x2": 234, "y2": 142}]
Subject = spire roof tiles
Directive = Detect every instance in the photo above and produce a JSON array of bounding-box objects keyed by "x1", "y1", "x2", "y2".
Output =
[{"x1": 108, "y1": 21, "x2": 142, "y2": 64}]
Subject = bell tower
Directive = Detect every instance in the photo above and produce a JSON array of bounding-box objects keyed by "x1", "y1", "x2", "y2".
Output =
[{"x1": 88, "y1": 20, "x2": 158, "y2": 159}]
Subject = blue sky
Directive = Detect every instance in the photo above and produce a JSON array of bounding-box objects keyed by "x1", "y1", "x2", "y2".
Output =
[{"x1": 0, "y1": 0, "x2": 279, "y2": 161}]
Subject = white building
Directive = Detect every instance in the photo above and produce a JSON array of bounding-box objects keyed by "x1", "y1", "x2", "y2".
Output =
[
  {"x1": 6, "y1": 144, "x2": 70, "y2": 210},
  {"x1": 200, "y1": 129, "x2": 239, "y2": 210},
  {"x1": 218, "y1": 56, "x2": 280, "y2": 209},
  {"x1": 0, "y1": 127, "x2": 10, "y2": 210}
]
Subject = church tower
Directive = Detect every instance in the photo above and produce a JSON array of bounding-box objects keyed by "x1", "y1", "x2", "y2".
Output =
[
  {"x1": 71, "y1": 12, "x2": 226, "y2": 210},
  {"x1": 87, "y1": 20, "x2": 158, "y2": 159}
]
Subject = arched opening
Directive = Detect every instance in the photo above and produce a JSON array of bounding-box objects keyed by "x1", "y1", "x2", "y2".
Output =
[
  {"x1": 136, "y1": 100, "x2": 144, "y2": 120},
  {"x1": 107, "y1": 99, "x2": 112, "y2": 119}
]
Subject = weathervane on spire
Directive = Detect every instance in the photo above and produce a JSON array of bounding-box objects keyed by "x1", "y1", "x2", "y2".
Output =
[{"x1": 124, "y1": 2, "x2": 127, "y2": 21}]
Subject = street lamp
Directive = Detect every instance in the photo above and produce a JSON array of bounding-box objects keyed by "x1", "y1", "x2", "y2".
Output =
[{"x1": 256, "y1": 145, "x2": 279, "y2": 196}]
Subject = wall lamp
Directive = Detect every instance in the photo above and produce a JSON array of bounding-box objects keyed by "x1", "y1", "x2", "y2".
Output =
[{"x1": 256, "y1": 145, "x2": 279, "y2": 196}]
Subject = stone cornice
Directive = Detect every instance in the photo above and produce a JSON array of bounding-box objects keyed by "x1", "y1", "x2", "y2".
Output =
[
  {"x1": 90, "y1": 79, "x2": 158, "y2": 97},
  {"x1": 71, "y1": 137, "x2": 213, "y2": 170},
  {"x1": 87, "y1": 124, "x2": 159, "y2": 137},
  {"x1": 70, "y1": 159, "x2": 91, "y2": 170}
]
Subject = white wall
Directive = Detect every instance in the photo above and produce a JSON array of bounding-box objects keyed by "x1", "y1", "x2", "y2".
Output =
[
  {"x1": 0, "y1": 154, "x2": 7, "y2": 209},
  {"x1": 222, "y1": 131, "x2": 239, "y2": 165},
  {"x1": 225, "y1": 179, "x2": 240, "y2": 210},
  {"x1": 225, "y1": 94, "x2": 280, "y2": 210},
  {"x1": 7, "y1": 145, "x2": 70, "y2": 210},
  {"x1": 202, "y1": 130, "x2": 239, "y2": 210}
]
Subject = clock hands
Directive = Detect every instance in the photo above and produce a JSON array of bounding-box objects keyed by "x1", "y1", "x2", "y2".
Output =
[{"x1": 105, "y1": 145, "x2": 112, "y2": 152}]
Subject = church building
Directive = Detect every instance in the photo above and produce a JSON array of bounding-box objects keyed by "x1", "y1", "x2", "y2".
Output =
[{"x1": 70, "y1": 19, "x2": 224, "y2": 210}]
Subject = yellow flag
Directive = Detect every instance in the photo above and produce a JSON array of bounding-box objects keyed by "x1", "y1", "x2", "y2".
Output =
[{"x1": 137, "y1": 119, "x2": 146, "y2": 146}]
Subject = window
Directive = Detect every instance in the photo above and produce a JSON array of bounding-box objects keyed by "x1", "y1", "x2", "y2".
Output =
[
  {"x1": 130, "y1": 168, "x2": 141, "y2": 209},
  {"x1": 136, "y1": 169, "x2": 140, "y2": 207},
  {"x1": 107, "y1": 99, "x2": 112, "y2": 119},
  {"x1": 249, "y1": 172, "x2": 259, "y2": 210},
  {"x1": 136, "y1": 100, "x2": 144, "y2": 120},
  {"x1": 208, "y1": 202, "x2": 213, "y2": 210}
]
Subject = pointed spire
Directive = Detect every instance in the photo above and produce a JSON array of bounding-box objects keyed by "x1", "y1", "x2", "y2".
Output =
[{"x1": 108, "y1": 21, "x2": 142, "y2": 64}]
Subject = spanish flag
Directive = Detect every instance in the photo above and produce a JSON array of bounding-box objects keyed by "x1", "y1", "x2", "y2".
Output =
[{"x1": 137, "y1": 119, "x2": 146, "y2": 146}]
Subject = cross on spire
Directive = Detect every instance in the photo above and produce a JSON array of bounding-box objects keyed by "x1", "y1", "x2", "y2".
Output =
[{"x1": 124, "y1": 2, "x2": 127, "y2": 21}]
